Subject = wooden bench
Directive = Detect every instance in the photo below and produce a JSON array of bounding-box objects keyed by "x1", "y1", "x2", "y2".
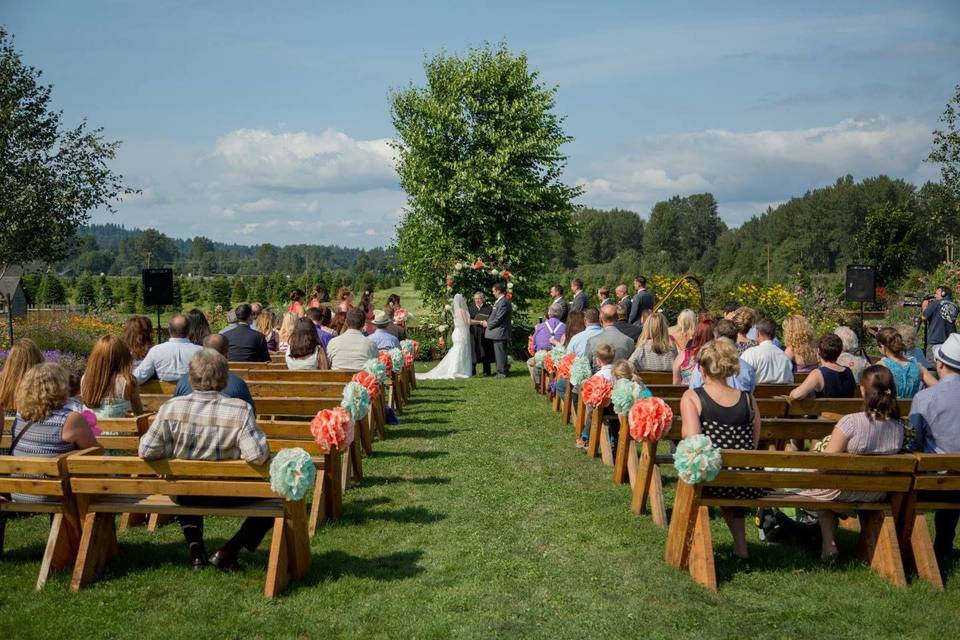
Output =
[
  {"x1": 664, "y1": 450, "x2": 915, "y2": 591},
  {"x1": 66, "y1": 454, "x2": 311, "y2": 598},
  {"x1": 0, "y1": 447, "x2": 96, "y2": 590},
  {"x1": 632, "y1": 371, "x2": 809, "y2": 385},
  {"x1": 898, "y1": 454, "x2": 960, "y2": 589}
]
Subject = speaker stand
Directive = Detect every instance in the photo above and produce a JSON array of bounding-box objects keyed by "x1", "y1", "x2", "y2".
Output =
[
  {"x1": 857, "y1": 301, "x2": 869, "y2": 360},
  {"x1": 156, "y1": 306, "x2": 163, "y2": 345}
]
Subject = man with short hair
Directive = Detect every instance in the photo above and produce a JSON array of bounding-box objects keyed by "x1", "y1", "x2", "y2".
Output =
[
  {"x1": 173, "y1": 334, "x2": 255, "y2": 409},
  {"x1": 139, "y1": 348, "x2": 271, "y2": 571},
  {"x1": 922, "y1": 285, "x2": 958, "y2": 361},
  {"x1": 689, "y1": 320, "x2": 756, "y2": 392},
  {"x1": 249, "y1": 302, "x2": 263, "y2": 320},
  {"x1": 909, "y1": 334, "x2": 960, "y2": 569},
  {"x1": 629, "y1": 276, "x2": 655, "y2": 325},
  {"x1": 326, "y1": 308, "x2": 378, "y2": 370},
  {"x1": 584, "y1": 304, "x2": 636, "y2": 370},
  {"x1": 613, "y1": 303, "x2": 641, "y2": 342},
  {"x1": 469, "y1": 291, "x2": 494, "y2": 376},
  {"x1": 134, "y1": 314, "x2": 204, "y2": 383},
  {"x1": 526, "y1": 303, "x2": 567, "y2": 386},
  {"x1": 740, "y1": 318, "x2": 793, "y2": 384},
  {"x1": 723, "y1": 301, "x2": 739, "y2": 320},
  {"x1": 222, "y1": 303, "x2": 270, "y2": 363},
  {"x1": 567, "y1": 307, "x2": 602, "y2": 356},
  {"x1": 482, "y1": 282, "x2": 513, "y2": 378},
  {"x1": 550, "y1": 285, "x2": 569, "y2": 323},
  {"x1": 597, "y1": 286, "x2": 613, "y2": 308},
  {"x1": 569, "y1": 278, "x2": 588, "y2": 313},
  {"x1": 615, "y1": 284, "x2": 631, "y2": 322},
  {"x1": 369, "y1": 310, "x2": 401, "y2": 351}
]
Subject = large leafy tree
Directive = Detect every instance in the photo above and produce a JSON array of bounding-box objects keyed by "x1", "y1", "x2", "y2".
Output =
[
  {"x1": 856, "y1": 203, "x2": 921, "y2": 286},
  {"x1": 643, "y1": 193, "x2": 725, "y2": 273},
  {"x1": 929, "y1": 84, "x2": 960, "y2": 200},
  {"x1": 0, "y1": 28, "x2": 133, "y2": 272},
  {"x1": 391, "y1": 43, "x2": 581, "y2": 310}
]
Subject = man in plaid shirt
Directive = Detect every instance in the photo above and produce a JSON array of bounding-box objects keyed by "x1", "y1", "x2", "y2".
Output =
[{"x1": 139, "y1": 348, "x2": 271, "y2": 571}]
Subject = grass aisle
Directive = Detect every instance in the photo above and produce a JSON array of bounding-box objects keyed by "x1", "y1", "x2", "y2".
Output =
[{"x1": 1, "y1": 371, "x2": 958, "y2": 638}]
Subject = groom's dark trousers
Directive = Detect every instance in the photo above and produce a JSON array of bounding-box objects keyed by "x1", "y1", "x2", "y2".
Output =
[{"x1": 491, "y1": 340, "x2": 508, "y2": 377}]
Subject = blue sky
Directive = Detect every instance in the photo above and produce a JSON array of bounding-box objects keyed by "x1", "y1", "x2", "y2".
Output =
[{"x1": 5, "y1": 0, "x2": 959, "y2": 248}]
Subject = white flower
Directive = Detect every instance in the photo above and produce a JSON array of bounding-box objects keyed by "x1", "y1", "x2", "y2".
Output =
[
  {"x1": 444, "y1": 304, "x2": 452, "y2": 312},
  {"x1": 490, "y1": 269, "x2": 499, "y2": 276},
  {"x1": 454, "y1": 262, "x2": 463, "y2": 271},
  {"x1": 437, "y1": 324, "x2": 448, "y2": 332},
  {"x1": 507, "y1": 282, "x2": 514, "y2": 290}
]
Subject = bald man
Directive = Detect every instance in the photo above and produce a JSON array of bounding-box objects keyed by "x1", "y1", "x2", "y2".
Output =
[
  {"x1": 134, "y1": 314, "x2": 204, "y2": 383},
  {"x1": 584, "y1": 303, "x2": 636, "y2": 372}
]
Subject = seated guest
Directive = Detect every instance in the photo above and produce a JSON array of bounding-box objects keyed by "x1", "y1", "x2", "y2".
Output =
[
  {"x1": 369, "y1": 310, "x2": 401, "y2": 351},
  {"x1": 788, "y1": 334, "x2": 856, "y2": 400},
  {"x1": 360, "y1": 289, "x2": 376, "y2": 335},
  {"x1": 680, "y1": 339, "x2": 761, "y2": 559},
  {"x1": 673, "y1": 316, "x2": 715, "y2": 385},
  {"x1": 783, "y1": 314, "x2": 817, "y2": 373},
  {"x1": 577, "y1": 344, "x2": 616, "y2": 449},
  {"x1": 254, "y1": 308, "x2": 279, "y2": 352},
  {"x1": 174, "y1": 334, "x2": 255, "y2": 409},
  {"x1": 308, "y1": 285, "x2": 326, "y2": 309},
  {"x1": 629, "y1": 312, "x2": 676, "y2": 373},
  {"x1": 732, "y1": 307, "x2": 758, "y2": 353},
  {"x1": 305, "y1": 307, "x2": 334, "y2": 350},
  {"x1": 326, "y1": 308, "x2": 378, "y2": 370},
  {"x1": 909, "y1": 334, "x2": 960, "y2": 569},
  {"x1": 331, "y1": 309, "x2": 347, "y2": 336},
  {"x1": 122, "y1": 316, "x2": 154, "y2": 368},
  {"x1": 688, "y1": 321, "x2": 756, "y2": 393},
  {"x1": 187, "y1": 308, "x2": 212, "y2": 346},
  {"x1": 898, "y1": 324, "x2": 932, "y2": 370},
  {"x1": 563, "y1": 310, "x2": 585, "y2": 346},
  {"x1": 876, "y1": 327, "x2": 937, "y2": 398},
  {"x1": 0, "y1": 338, "x2": 44, "y2": 416},
  {"x1": 285, "y1": 318, "x2": 329, "y2": 370},
  {"x1": 139, "y1": 349, "x2": 271, "y2": 570},
  {"x1": 134, "y1": 315, "x2": 204, "y2": 383},
  {"x1": 566, "y1": 308, "x2": 602, "y2": 356},
  {"x1": 384, "y1": 294, "x2": 406, "y2": 340},
  {"x1": 222, "y1": 304, "x2": 270, "y2": 363},
  {"x1": 249, "y1": 302, "x2": 262, "y2": 321},
  {"x1": 585, "y1": 304, "x2": 635, "y2": 371},
  {"x1": 670, "y1": 309, "x2": 697, "y2": 351},
  {"x1": 741, "y1": 318, "x2": 794, "y2": 384},
  {"x1": 526, "y1": 303, "x2": 566, "y2": 386},
  {"x1": 81, "y1": 335, "x2": 144, "y2": 417},
  {"x1": 613, "y1": 303, "x2": 641, "y2": 342},
  {"x1": 834, "y1": 326, "x2": 869, "y2": 383},
  {"x1": 797, "y1": 365, "x2": 904, "y2": 561},
  {"x1": 277, "y1": 312, "x2": 298, "y2": 353}
]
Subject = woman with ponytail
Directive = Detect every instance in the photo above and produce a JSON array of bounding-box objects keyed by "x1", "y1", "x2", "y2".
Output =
[{"x1": 876, "y1": 327, "x2": 937, "y2": 399}]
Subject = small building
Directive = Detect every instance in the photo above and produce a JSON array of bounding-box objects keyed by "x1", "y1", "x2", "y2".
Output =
[{"x1": 0, "y1": 265, "x2": 28, "y2": 318}]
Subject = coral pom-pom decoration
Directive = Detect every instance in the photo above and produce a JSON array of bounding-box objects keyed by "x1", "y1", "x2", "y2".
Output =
[
  {"x1": 543, "y1": 353, "x2": 556, "y2": 374},
  {"x1": 352, "y1": 370, "x2": 380, "y2": 399},
  {"x1": 580, "y1": 375, "x2": 613, "y2": 408},
  {"x1": 628, "y1": 396, "x2": 674, "y2": 442},
  {"x1": 555, "y1": 353, "x2": 576, "y2": 380},
  {"x1": 378, "y1": 351, "x2": 393, "y2": 375},
  {"x1": 310, "y1": 407, "x2": 351, "y2": 451}
]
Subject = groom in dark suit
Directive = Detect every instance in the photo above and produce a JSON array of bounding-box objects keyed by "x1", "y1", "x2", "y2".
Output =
[
  {"x1": 482, "y1": 282, "x2": 512, "y2": 378},
  {"x1": 468, "y1": 291, "x2": 494, "y2": 376},
  {"x1": 569, "y1": 278, "x2": 588, "y2": 313},
  {"x1": 629, "y1": 275, "x2": 656, "y2": 326}
]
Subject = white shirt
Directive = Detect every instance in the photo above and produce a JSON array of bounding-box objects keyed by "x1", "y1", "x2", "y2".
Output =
[
  {"x1": 597, "y1": 364, "x2": 615, "y2": 383},
  {"x1": 134, "y1": 338, "x2": 203, "y2": 383},
  {"x1": 740, "y1": 340, "x2": 794, "y2": 384}
]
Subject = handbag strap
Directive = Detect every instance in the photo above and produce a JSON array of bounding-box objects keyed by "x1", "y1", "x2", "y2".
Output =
[{"x1": 9, "y1": 419, "x2": 37, "y2": 455}]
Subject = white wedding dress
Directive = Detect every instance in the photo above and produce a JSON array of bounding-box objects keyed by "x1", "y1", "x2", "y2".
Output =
[{"x1": 418, "y1": 293, "x2": 474, "y2": 380}]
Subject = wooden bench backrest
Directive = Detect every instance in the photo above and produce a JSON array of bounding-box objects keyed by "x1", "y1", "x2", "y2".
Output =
[
  {"x1": 235, "y1": 369, "x2": 358, "y2": 383},
  {"x1": 139, "y1": 394, "x2": 343, "y2": 414},
  {"x1": 913, "y1": 454, "x2": 960, "y2": 492},
  {"x1": 67, "y1": 455, "x2": 278, "y2": 499},
  {"x1": 661, "y1": 417, "x2": 837, "y2": 443},
  {"x1": 664, "y1": 397, "x2": 788, "y2": 418},
  {"x1": 784, "y1": 397, "x2": 910, "y2": 418},
  {"x1": 0, "y1": 449, "x2": 95, "y2": 498},
  {"x1": 636, "y1": 371, "x2": 808, "y2": 385}
]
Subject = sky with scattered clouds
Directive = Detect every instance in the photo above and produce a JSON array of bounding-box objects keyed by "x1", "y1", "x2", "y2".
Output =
[{"x1": 5, "y1": 1, "x2": 958, "y2": 248}]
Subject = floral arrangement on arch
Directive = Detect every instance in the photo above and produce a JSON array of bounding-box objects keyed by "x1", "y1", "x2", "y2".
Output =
[{"x1": 446, "y1": 259, "x2": 517, "y2": 301}]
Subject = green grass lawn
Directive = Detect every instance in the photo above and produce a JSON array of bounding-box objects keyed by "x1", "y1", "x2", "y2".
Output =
[{"x1": 1, "y1": 370, "x2": 958, "y2": 639}]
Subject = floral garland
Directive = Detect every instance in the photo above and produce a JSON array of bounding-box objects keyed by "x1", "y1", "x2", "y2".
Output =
[
  {"x1": 580, "y1": 375, "x2": 613, "y2": 408},
  {"x1": 612, "y1": 379, "x2": 647, "y2": 416},
  {"x1": 269, "y1": 447, "x2": 316, "y2": 501},
  {"x1": 548, "y1": 344, "x2": 567, "y2": 365},
  {"x1": 628, "y1": 397, "x2": 674, "y2": 442},
  {"x1": 543, "y1": 352, "x2": 556, "y2": 374},
  {"x1": 569, "y1": 356, "x2": 592, "y2": 389},
  {"x1": 447, "y1": 259, "x2": 517, "y2": 300},
  {"x1": 673, "y1": 435, "x2": 722, "y2": 484},
  {"x1": 310, "y1": 407, "x2": 353, "y2": 451},
  {"x1": 340, "y1": 381, "x2": 371, "y2": 421},
  {"x1": 555, "y1": 353, "x2": 576, "y2": 380},
  {"x1": 352, "y1": 370, "x2": 380, "y2": 400}
]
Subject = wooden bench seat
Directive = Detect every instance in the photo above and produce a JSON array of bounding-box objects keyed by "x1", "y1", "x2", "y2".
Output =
[
  {"x1": 898, "y1": 454, "x2": 960, "y2": 589},
  {"x1": 664, "y1": 450, "x2": 915, "y2": 591},
  {"x1": 66, "y1": 455, "x2": 310, "y2": 598}
]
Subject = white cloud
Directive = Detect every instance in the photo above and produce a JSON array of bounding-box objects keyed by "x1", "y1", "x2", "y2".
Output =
[
  {"x1": 210, "y1": 128, "x2": 396, "y2": 193},
  {"x1": 578, "y1": 116, "x2": 938, "y2": 225}
]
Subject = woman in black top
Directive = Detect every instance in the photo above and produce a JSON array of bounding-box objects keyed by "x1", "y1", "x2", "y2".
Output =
[
  {"x1": 680, "y1": 338, "x2": 761, "y2": 559},
  {"x1": 788, "y1": 334, "x2": 856, "y2": 400}
]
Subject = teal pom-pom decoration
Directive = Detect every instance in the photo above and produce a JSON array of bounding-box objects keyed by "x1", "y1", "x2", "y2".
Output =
[
  {"x1": 549, "y1": 344, "x2": 567, "y2": 363},
  {"x1": 534, "y1": 350, "x2": 548, "y2": 367},
  {"x1": 673, "y1": 435, "x2": 722, "y2": 484},
  {"x1": 269, "y1": 448, "x2": 316, "y2": 501},
  {"x1": 340, "y1": 381, "x2": 371, "y2": 421},
  {"x1": 638, "y1": 384, "x2": 653, "y2": 399},
  {"x1": 569, "y1": 356, "x2": 592, "y2": 389},
  {"x1": 611, "y1": 379, "x2": 639, "y2": 416},
  {"x1": 363, "y1": 358, "x2": 387, "y2": 383},
  {"x1": 388, "y1": 348, "x2": 405, "y2": 372},
  {"x1": 400, "y1": 339, "x2": 416, "y2": 357}
]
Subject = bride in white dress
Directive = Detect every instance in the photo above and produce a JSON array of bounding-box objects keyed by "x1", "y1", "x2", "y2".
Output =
[{"x1": 417, "y1": 293, "x2": 473, "y2": 380}]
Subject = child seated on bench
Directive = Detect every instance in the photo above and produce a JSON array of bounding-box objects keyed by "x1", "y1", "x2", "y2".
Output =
[
  {"x1": 795, "y1": 365, "x2": 904, "y2": 561},
  {"x1": 577, "y1": 344, "x2": 615, "y2": 449}
]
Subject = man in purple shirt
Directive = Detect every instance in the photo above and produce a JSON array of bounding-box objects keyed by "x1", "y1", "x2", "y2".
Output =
[{"x1": 525, "y1": 302, "x2": 566, "y2": 386}]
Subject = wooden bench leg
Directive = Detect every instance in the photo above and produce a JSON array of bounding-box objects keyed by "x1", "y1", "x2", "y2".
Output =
[
  {"x1": 626, "y1": 441, "x2": 639, "y2": 488},
  {"x1": 70, "y1": 511, "x2": 117, "y2": 592},
  {"x1": 599, "y1": 421, "x2": 614, "y2": 466},
  {"x1": 586, "y1": 410, "x2": 602, "y2": 459},
  {"x1": 687, "y1": 506, "x2": 717, "y2": 591},
  {"x1": 561, "y1": 388, "x2": 573, "y2": 425},
  {"x1": 324, "y1": 451, "x2": 344, "y2": 521},
  {"x1": 613, "y1": 416, "x2": 631, "y2": 485},
  {"x1": 649, "y1": 467, "x2": 667, "y2": 529},
  {"x1": 349, "y1": 440, "x2": 363, "y2": 482},
  {"x1": 36, "y1": 514, "x2": 65, "y2": 591},
  {"x1": 358, "y1": 415, "x2": 373, "y2": 455},
  {"x1": 907, "y1": 515, "x2": 944, "y2": 589},
  {"x1": 0, "y1": 513, "x2": 6, "y2": 558},
  {"x1": 308, "y1": 467, "x2": 327, "y2": 537},
  {"x1": 631, "y1": 441, "x2": 656, "y2": 515},
  {"x1": 264, "y1": 516, "x2": 289, "y2": 599},
  {"x1": 147, "y1": 514, "x2": 173, "y2": 531},
  {"x1": 664, "y1": 481, "x2": 700, "y2": 568},
  {"x1": 858, "y1": 510, "x2": 907, "y2": 587},
  {"x1": 573, "y1": 396, "x2": 585, "y2": 441}
]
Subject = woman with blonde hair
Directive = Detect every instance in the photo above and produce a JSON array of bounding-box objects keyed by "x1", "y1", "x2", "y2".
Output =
[
  {"x1": 670, "y1": 309, "x2": 697, "y2": 350},
  {"x1": 121, "y1": 316, "x2": 153, "y2": 367},
  {"x1": 0, "y1": 338, "x2": 44, "y2": 415},
  {"x1": 629, "y1": 312, "x2": 677, "y2": 372},
  {"x1": 255, "y1": 308, "x2": 279, "y2": 352},
  {"x1": 783, "y1": 315, "x2": 818, "y2": 373},
  {"x1": 680, "y1": 338, "x2": 761, "y2": 559},
  {"x1": 81, "y1": 335, "x2": 144, "y2": 417},
  {"x1": 277, "y1": 312, "x2": 299, "y2": 353},
  {"x1": 732, "y1": 307, "x2": 758, "y2": 353},
  {"x1": 8, "y1": 363, "x2": 98, "y2": 502},
  {"x1": 876, "y1": 327, "x2": 937, "y2": 398}
]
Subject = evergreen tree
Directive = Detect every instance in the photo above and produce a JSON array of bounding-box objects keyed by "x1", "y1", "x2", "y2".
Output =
[
  {"x1": 231, "y1": 278, "x2": 248, "y2": 304},
  {"x1": 253, "y1": 276, "x2": 270, "y2": 306},
  {"x1": 75, "y1": 274, "x2": 97, "y2": 305},
  {"x1": 210, "y1": 276, "x2": 232, "y2": 309},
  {"x1": 172, "y1": 277, "x2": 183, "y2": 310},
  {"x1": 98, "y1": 277, "x2": 115, "y2": 308},
  {"x1": 36, "y1": 274, "x2": 66, "y2": 305},
  {"x1": 122, "y1": 279, "x2": 138, "y2": 314}
]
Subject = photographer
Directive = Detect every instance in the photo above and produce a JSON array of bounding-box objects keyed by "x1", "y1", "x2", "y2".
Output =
[{"x1": 922, "y1": 285, "x2": 959, "y2": 362}]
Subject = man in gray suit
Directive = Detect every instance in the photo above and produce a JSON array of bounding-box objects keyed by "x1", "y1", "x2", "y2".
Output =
[
  {"x1": 616, "y1": 284, "x2": 632, "y2": 321},
  {"x1": 629, "y1": 276, "x2": 656, "y2": 326},
  {"x1": 569, "y1": 278, "x2": 588, "y2": 313},
  {"x1": 550, "y1": 285, "x2": 569, "y2": 323},
  {"x1": 585, "y1": 304, "x2": 636, "y2": 371},
  {"x1": 482, "y1": 282, "x2": 513, "y2": 378}
]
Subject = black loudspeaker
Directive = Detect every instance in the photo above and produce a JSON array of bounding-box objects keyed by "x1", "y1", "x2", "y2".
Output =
[
  {"x1": 142, "y1": 268, "x2": 174, "y2": 307},
  {"x1": 845, "y1": 265, "x2": 876, "y2": 303}
]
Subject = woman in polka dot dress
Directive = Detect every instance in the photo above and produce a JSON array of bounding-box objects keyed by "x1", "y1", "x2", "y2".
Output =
[{"x1": 680, "y1": 337, "x2": 761, "y2": 559}]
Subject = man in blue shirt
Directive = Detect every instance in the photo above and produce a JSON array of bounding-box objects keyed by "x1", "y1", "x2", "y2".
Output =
[
  {"x1": 566, "y1": 307, "x2": 602, "y2": 356},
  {"x1": 174, "y1": 333, "x2": 255, "y2": 410},
  {"x1": 909, "y1": 333, "x2": 960, "y2": 569},
  {"x1": 922, "y1": 286, "x2": 958, "y2": 361},
  {"x1": 369, "y1": 310, "x2": 401, "y2": 351},
  {"x1": 134, "y1": 314, "x2": 203, "y2": 383}
]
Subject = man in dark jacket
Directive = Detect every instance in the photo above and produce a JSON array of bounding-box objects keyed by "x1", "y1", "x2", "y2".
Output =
[{"x1": 222, "y1": 304, "x2": 270, "y2": 362}]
